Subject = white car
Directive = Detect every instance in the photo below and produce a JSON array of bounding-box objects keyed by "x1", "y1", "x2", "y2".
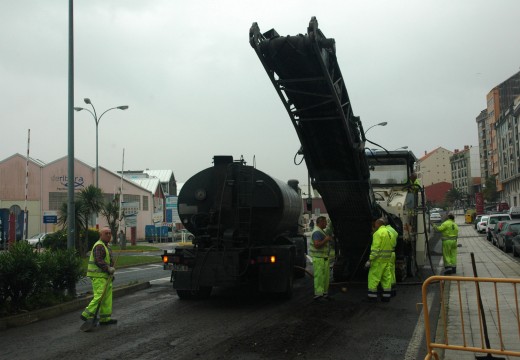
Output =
[
  {"x1": 477, "y1": 216, "x2": 489, "y2": 233},
  {"x1": 430, "y1": 212, "x2": 442, "y2": 223},
  {"x1": 173, "y1": 229, "x2": 194, "y2": 241},
  {"x1": 26, "y1": 233, "x2": 49, "y2": 249}
]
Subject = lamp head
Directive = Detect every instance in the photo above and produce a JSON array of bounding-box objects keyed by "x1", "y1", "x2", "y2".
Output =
[
  {"x1": 118, "y1": 105, "x2": 129, "y2": 110},
  {"x1": 378, "y1": 122, "x2": 388, "y2": 126},
  {"x1": 84, "y1": 98, "x2": 91, "y2": 104},
  {"x1": 73, "y1": 107, "x2": 84, "y2": 112}
]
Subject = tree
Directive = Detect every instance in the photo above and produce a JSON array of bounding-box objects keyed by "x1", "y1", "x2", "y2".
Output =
[
  {"x1": 445, "y1": 188, "x2": 463, "y2": 206},
  {"x1": 57, "y1": 198, "x2": 89, "y2": 255},
  {"x1": 483, "y1": 176, "x2": 498, "y2": 203},
  {"x1": 78, "y1": 185, "x2": 104, "y2": 229},
  {"x1": 57, "y1": 185, "x2": 104, "y2": 256},
  {"x1": 101, "y1": 194, "x2": 121, "y2": 246}
]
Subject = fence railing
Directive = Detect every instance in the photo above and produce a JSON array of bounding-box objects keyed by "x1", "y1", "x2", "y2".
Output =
[{"x1": 422, "y1": 275, "x2": 520, "y2": 360}]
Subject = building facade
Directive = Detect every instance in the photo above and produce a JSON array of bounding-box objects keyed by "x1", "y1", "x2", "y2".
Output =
[
  {"x1": 0, "y1": 154, "x2": 159, "y2": 240},
  {"x1": 496, "y1": 96, "x2": 520, "y2": 206},
  {"x1": 450, "y1": 145, "x2": 481, "y2": 201},
  {"x1": 478, "y1": 71, "x2": 520, "y2": 194},
  {"x1": 417, "y1": 147, "x2": 453, "y2": 187}
]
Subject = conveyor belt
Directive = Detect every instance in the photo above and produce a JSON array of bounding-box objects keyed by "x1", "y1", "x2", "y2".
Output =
[{"x1": 250, "y1": 17, "x2": 378, "y2": 279}]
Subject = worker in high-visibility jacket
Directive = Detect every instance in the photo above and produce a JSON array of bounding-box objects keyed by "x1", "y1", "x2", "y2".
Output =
[
  {"x1": 385, "y1": 223, "x2": 398, "y2": 297},
  {"x1": 310, "y1": 216, "x2": 333, "y2": 301},
  {"x1": 81, "y1": 227, "x2": 117, "y2": 325},
  {"x1": 434, "y1": 213, "x2": 459, "y2": 274},
  {"x1": 366, "y1": 219, "x2": 394, "y2": 302}
]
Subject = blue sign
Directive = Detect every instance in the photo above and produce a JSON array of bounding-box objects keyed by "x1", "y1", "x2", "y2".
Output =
[{"x1": 43, "y1": 215, "x2": 57, "y2": 224}]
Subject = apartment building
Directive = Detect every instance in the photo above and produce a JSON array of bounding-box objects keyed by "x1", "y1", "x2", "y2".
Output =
[
  {"x1": 450, "y1": 145, "x2": 481, "y2": 199},
  {"x1": 496, "y1": 96, "x2": 520, "y2": 206},
  {"x1": 417, "y1": 147, "x2": 453, "y2": 187},
  {"x1": 478, "y1": 71, "x2": 520, "y2": 193}
]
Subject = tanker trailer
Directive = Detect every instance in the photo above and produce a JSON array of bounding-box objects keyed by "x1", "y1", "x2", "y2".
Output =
[{"x1": 161, "y1": 155, "x2": 307, "y2": 299}]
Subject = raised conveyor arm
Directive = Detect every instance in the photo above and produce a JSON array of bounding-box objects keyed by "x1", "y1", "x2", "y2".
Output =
[{"x1": 250, "y1": 17, "x2": 378, "y2": 279}]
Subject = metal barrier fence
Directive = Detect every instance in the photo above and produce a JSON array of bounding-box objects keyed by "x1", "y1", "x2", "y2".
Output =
[{"x1": 422, "y1": 275, "x2": 520, "y2": 360}]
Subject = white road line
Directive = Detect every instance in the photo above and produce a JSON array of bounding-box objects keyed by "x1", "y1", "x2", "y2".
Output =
[
  {"x1": 150, "y1": 277, "x2": 171, "y2": 284},
  {"x1": 116, "y1": 264, "x2": 164, "y2": 274}
]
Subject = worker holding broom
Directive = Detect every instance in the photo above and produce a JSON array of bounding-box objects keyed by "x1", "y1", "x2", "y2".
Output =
[{"x1": 80, "y1": 227, "x2": 117, "y2": 325}]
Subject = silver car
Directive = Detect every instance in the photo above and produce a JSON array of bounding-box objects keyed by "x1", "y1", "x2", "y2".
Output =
[{"x1": 26, "y1": 233, "x2": 49, "y2": 249}]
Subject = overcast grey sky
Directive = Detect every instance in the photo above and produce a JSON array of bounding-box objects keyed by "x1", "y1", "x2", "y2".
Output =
[{"x1": 1, "y1": 0, "x2": 519, "y2": 189}]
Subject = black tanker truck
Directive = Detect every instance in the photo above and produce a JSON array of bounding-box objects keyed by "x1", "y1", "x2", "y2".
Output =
[{"x1": 161, "y1": 156, "x2": 307, "y2": 299}]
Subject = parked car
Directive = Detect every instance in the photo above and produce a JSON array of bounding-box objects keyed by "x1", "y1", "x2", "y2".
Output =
[
  {"x1": 496, "y1": 221, "x2": 520, "y2": 252},
  {"x1": 430, "y1": 212, "x2": 442, "y2": 223},
  {"x1": 173, "y1": 229, "x2": 194, "y2": 241},
  {"x1": 26, "y1": 232, "x2": 49, "y2": 249},
  {"x1": 474, "y1": 215, "x2": 483, "y2": 230},
  {"x1": 477, "y1": 215, "x2": 489, "y2": 233},
  {"x1": 512, "y1": 235, "x2": 520, "y2": 257},
  {"x1": 486, "y1": 214, "x2": 512, "y2": 241},
  {"x1": 490, "y1": 220, "x2": 509, "y2": 247}
]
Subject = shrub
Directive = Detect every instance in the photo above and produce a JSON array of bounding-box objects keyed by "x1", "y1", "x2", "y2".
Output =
[
  {"x1": 0, "y1": 241, "x2": 40, "y2": 312},
  {"x1": 85, "y1": 228, "x2": 100, "y2": 250},
  {"x1": 0, "y1": 242, "x2": 84, "y2": 315},
  {"x1": 50, "y1": 249, "x2": 84, "y2": 296},
  {"x1": 43, "y1": 229, "x2": 67, "y2": 251}
]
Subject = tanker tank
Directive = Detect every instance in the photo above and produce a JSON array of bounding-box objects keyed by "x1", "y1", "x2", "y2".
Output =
[{"x1": 178, "y1": 155, "x2": 303, "y2": 247}]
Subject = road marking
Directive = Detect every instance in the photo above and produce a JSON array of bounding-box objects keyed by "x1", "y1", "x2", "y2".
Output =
[
  {"x1": 150, "y1": 277, "x2": 171, "y2": 284},
  {"x1": 404, "y1": 290, "x2": 435, "y2": 360},
  {"x1": 117, "y1": 264, "x2": 164, "y2": 274}
]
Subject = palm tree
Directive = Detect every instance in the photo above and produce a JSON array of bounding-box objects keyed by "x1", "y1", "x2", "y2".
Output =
[
  {"x1": 101, "y1": 194, "x2": 121, "y2": 246},
  {"x1": 58, "y1": 198, "x2": 89, "y2": 255},
  {"x1": 79, "y1": 185, "x2": 104, "y2": 229}
]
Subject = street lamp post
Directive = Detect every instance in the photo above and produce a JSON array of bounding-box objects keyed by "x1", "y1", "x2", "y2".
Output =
[
  {"x1": 74, "y1": 98, "x2": 128, "y2": 188},
  {"x1": 364, "y1": 121, "x2": 388, "y2": 134}
]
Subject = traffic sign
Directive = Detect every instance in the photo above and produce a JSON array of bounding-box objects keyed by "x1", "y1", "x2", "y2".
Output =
[{"x1": 43, "y1": 211, "x2": 58, "y2": 224}]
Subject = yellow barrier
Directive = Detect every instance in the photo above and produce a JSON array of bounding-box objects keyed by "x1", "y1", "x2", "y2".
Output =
[{"x1": 422, "y1": 275, "x2": 520, "y2": 360}]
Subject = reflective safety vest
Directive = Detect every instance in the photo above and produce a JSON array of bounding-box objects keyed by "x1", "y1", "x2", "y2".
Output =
[
  {"x1": 309, "y1": 226, "x2": 330, "y2": 258},
  {"x1": 435, "y1": 219, "x2": 459, "y2": 241},
  {"x1": 369, "y1": 226, "x2": 393, "y2": 262},
  {"x1": 386, "y1": 225, "x2": 398, "y2": 248},
  {"x1": 87, "y1": 240, "x2": 111, "y2": 278}
]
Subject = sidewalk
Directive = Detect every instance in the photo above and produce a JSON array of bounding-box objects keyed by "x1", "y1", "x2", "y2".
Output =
[{"x1": 438, "y1": 217, "x2": 520, "y2": 359}]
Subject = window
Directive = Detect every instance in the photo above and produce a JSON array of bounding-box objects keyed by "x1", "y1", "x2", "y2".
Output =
[
  {"x1": 49, "y1": 192, "x2": 71, "y2": 210},
  {"x1": 143, "y1": 196, "x2": 149, "y2": 211},
  {"x1": 124, "y1": 194, "x2": 141, "y2": 210}
]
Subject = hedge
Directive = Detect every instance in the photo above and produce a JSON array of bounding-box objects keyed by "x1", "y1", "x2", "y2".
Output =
[{"x1": 0, "y1": 241, "x2": 84, "y2": 316}]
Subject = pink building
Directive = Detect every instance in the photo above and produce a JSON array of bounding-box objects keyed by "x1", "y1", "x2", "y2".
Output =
[{"x1": 0, "y1": 153, "x2": 163, "y2": 240}]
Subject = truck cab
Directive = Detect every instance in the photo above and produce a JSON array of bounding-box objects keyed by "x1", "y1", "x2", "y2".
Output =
[{"x1": 366, "y1": 149, "x2": 426, "y2": 279}]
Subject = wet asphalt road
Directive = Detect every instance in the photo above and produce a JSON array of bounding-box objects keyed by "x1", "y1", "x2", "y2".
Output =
[{"x1": 1, "y1": 259, "x2": 440, "y2": 360}]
